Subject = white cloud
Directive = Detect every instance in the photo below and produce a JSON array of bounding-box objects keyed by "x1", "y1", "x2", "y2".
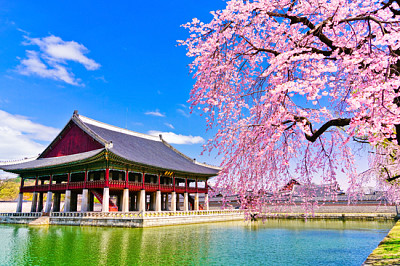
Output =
[
  {"x1": 164, "y1": 122, "x2": 174, "y2": 129},
  {"x1": 0, "y1": 110, "x2": 59, "y2": 160},
  {"x1": 16, "y1": 35, "x2": 100, "y2": 85},
  {"x1": 177, "y1": 108, "x2": 190, "y2": 118},
  {"x1": 148, "y1": 130, "x2": 204, "y2": 145},
  {"x1": 18, "y1": 50, "x2": 81, "y2": 85},
  {"x1": 145, "y1": 110, "x2": 165, "y2": 117}
]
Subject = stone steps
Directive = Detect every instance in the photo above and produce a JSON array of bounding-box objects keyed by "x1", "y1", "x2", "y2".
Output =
[{"x1": 29, "y1": 216, "x2": 50, "y2": 226}]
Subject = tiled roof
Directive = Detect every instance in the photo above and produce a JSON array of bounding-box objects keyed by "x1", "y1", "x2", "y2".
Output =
[
  {"x1": 0, "y1": 113, "x2": 220, "y2": 176},
  {"x1": 80, "y1": 115, "x2": 219, "y2": 175},
  {"x1": 0, "y1": 149, "x2": 104, "y2": 171}
]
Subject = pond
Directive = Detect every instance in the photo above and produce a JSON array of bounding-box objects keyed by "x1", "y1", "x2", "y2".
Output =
[{"x1": 0, "y1": 219, "x2": 394, "y2": 265}]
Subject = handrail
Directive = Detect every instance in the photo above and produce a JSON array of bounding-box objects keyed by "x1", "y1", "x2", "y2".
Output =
[{"x1": 49, "y1": 209, "x2": 243, "y2": 218}]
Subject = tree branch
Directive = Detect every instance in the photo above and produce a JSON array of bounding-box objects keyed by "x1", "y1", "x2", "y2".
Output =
[{"x1": 292, "y1": 116, "x2": 351, "y2": 142}]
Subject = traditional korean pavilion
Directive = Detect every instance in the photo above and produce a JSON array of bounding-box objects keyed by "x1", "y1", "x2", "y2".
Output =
[{"x1": 0, "y1": 111, "x2": 219, "y2": 213}]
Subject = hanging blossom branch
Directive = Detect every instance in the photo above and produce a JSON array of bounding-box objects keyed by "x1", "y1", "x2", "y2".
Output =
[{"x1": 181, "y1": 0, "x2": 400, "y2": 213}]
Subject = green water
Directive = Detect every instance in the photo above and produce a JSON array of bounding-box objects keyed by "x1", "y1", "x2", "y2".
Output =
[{"x1": 0, "y1": 220, "x2": 394, "y2": 265}]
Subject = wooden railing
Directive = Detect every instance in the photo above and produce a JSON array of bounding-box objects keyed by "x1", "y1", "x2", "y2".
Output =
[
  {"x1": 20, "y1": 180, "x2": 206, "y2": 193},
  {"x1": 86, "y1": 180, "x2": 105, "y2": 188}
]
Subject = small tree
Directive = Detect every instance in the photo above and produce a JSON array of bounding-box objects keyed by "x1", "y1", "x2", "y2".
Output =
[{"x1": 181, "y1": 0, "x2": 400, "y2": 212}]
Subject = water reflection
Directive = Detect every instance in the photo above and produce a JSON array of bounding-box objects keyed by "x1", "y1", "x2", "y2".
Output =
[{"x1": 0, "y1": 220, "x2": 394, "y2": 265}]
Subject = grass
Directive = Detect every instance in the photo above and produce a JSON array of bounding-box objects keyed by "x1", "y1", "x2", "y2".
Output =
[{"x1": 364, "y1": 221, "x2": 400, "y2": 265}]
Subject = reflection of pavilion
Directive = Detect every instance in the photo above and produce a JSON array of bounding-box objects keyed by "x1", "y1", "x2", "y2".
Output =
[{"x1": 1, "y1": 111, "x2": 219, "y2": 214}]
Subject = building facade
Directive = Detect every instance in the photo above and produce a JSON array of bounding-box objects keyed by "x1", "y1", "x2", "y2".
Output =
[{"x1": 0, "y1": 111, "x2": 219, "y2": 213}]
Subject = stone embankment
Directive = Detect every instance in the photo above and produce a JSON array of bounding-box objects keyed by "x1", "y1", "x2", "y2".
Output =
[
  {"x1": 364, "y1": 221, "x2": 400, "y2": 265},
  {"x1": 0, "y1": 210, "x2": 244, "y2": 228}
]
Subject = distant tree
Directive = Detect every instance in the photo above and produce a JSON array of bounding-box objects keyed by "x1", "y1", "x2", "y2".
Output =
[
  {"x1": 182, "y1": 0, "x2": 400, "y2": 212},
  {"x1": 0, "y1": 178, "x2": 20, "y2": 201}
]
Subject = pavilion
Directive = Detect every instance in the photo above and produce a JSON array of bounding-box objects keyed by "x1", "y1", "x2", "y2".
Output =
[{"x1": 0, "y1": 111, "x2": 219, "y2": 213}]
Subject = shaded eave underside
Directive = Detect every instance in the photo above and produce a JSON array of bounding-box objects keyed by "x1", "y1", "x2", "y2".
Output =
[{"x1": 0, "y1": 150, "x2": 219, "y2": 177}]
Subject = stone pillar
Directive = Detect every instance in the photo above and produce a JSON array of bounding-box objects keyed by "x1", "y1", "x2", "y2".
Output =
[
  {"x1": 170, "y1": 192, "x2": 176, "y2": 212},
  {"x1": 138, "y1": 189, "x2": 146, "y2": 212},
  {"x1": 122, "y1": 188, "x2": 129, "y2": 212},
  {"x1": 71, "y1": 192, "x2": 78, "y2": 212},
  {"x1": 165, "y1": 193, "x2": 169, "y2": 211},
  {"x1": 150, "y1": 192, "x2": 156, "y2": 211},
  {"x1": 31, "y1": 192, "x2": 38, "y2": 212},
  {"x1": 81, "y1": 189, "x2": 89, "y2": 212},
  {"x1": 129, "y1": 192, "x2": 135, "y2": 211},
  {"x1": 64, "y1": 190, "x2": 71, "y2": 212},
  {"x1": 89, "y1": 192, "x2": 94, "y2": 211},
  {"x1": 102, "y1": 187, "x2": 110, "y2": 212},
  {"x1": 53, "y1": 193, "x2": 61, "y2": 212},
  {"x1": 16, "y1": 193, "x2": 23, "y2": 212},
  {"x1": 156, "y1": 191, "x2": 161, "y2": 212},
  {"x1": 38, "y1": 192, "x2": 44, "y2": 212},
  {"x1": 161, "y1": 193, "x2": 165, "y2": 210},
  {"x1": 176, "y1": 193, "x2": 180, "y2": 211},
  {"x1": 194, "y1": 193, "x2": 199, "y2": 211},
  {"x1": 184, "y1": 192, "x2": 189, "y2": 211},
  {"x1": 45, "y1": 191, "x2": 53, "y2": 213},
  {"x1": 205, "y1": 193, "x2": 209, "y2": 210}
]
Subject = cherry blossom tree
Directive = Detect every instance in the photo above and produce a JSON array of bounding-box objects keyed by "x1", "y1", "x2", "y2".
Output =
[{"x1": 181, "y1": 0, "x2": 400, "y2": 212}]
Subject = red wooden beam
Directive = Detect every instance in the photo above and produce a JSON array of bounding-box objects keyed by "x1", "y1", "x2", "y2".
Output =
[
  {"x1": 105, "y1": 168, "x2": 109, "y2": 187},
  {"x1": 173, "y1": 175, "x2": 175, "y2": 192},
  {"x1": 158, "y1": 173, "x2": 161, "y2": 191},
  {"x1": 34, "y1": 175, "x2": 38, "y2": 192},
  {"x1": 142, "y1": 172, "x2": 145, "y2": 190},
  {"x1": 48, "y1": 174, "x2": 53, "y2": 191},
  {"x1": 185, "y1": 177, "x2": 188, "y2": 193},
  {"x1": 84, "y1": 170, "x2": 88, "y2": 189},
  {"x1": 125, "y1": 169, "x2": 129, "y2": 189},
  {"x1": 67, "y1": 172, "x2": 71, "y2": 190}
]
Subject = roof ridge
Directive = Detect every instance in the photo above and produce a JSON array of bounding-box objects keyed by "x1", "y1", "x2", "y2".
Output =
[
  {"x1": 78, "y1": 114, "x2": 161, "y2": 142},
  {"x1": 194, "y1": 161, "x2": 222, "y2": 171},
  {"x1": 0, "y1": 156, "x2": 38, "y2": 166}
]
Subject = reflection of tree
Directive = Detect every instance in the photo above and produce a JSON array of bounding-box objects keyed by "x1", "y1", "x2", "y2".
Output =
[
  {"x1": 139, "y1": 224, "x2": 212, "y2": 264},
  {"x1": 0, "y1": 221, "x2": 394, "y2": 264}
]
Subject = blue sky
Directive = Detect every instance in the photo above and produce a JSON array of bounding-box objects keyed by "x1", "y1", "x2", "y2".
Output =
[
  {"x1": 0, "y1": 1, "x2": 372, "y2": 189},
  {"x1": 0, "y1": 0, "x2": 227, "y2": 166}
]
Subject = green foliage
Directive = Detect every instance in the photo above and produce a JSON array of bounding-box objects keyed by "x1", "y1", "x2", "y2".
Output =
[{"x1": 0, "y1": 178, "x2": 20, "y2": 201}]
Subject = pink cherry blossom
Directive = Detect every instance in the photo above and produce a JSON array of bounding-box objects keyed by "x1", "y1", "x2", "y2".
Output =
[{"x1": 181, "y1": 0, "x2": 400, "y2": 215}]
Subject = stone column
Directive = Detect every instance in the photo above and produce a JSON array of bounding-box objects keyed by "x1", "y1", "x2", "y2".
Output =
[
  {"x1": 64, "y1": 190, "x2": 71, "y2": 212},
  {"x1": 81, "y1": 189, "x2": 89, "y2": 212},
  {"x1": 194, "y1": 193, "x2": 199, "y2": 211},
  {"x1": 165, "y1": 193, "x2": 169, "y2": 211},
  {"x1": 156, "y1": 191, "x2": 161, "y2": 212},
  {"x1": 138, "y1": 189, "x2": 146, "y2": 212},
  {"x1": 102, "y1": 187, "x2": 110, "y2": 212},
  {"x1": 150, "y1": 192, "x2": 156, "y2": 211},
  {"x1": 171, "y1": 192, "x2": 176, "y2": 212},
  {"x1": 31, "y1": 192, "x2": 38, "y2": 212},
  {"x1": 71, "y1": 192, "x2": 78, "y2": 212},
  {"x1": 53, "y1": 193, "x2": 61, "y2": 212},
  {"x1": 16, "y1": 193, "x2": 23, "y2": 212},
  {"x1": 184, "y1": 192, "x2": 189, "y2": 211},
  {"x1": 176, "y1": 193, "x2": 180, "y2": 211},
  {"x1": 161, "y1": 193, "x2": 165, "y2": 210},
  {"x1": 129, "y1": 192, "x2": 135, "y2": 211},
  {"x1": 205, "y1": 193, "x2": 209, "y2": 210},
  {"x1": 45, "y1": 191, "x2": 53, "y2": 213},
  {"x1": 122, "y1": 188, "x2": 129, "y2": 212},
  {"x1": 38, "y1": 192, "x2": 44, "y2": 212},
  {"x1": 89, "y1": 192, "x2": 94, "y2": 211}
]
